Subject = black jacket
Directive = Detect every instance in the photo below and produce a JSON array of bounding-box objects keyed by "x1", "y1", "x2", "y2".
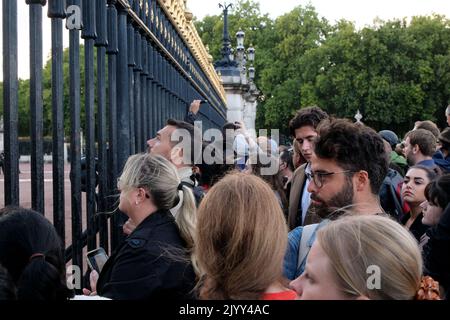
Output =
[
  {"x1": 423, "y1": 203, "x2": 450, "y2": 300},
  {"x1": 401, "y1": 212, "x2": 429, "y2": 243},
  {"x1": 96, "y1": 209, "x2": 196, "y2": 300},
  {"x1": 379, "y1": 168, "x2": 404, "y2": 221}
]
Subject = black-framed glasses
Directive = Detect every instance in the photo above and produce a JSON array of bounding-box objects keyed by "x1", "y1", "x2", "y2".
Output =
[{"x1": 306, "y1": 170, "x2": 355, "y2": 188}]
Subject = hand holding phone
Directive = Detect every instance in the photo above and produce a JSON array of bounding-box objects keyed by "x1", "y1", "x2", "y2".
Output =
[
  {"x1": 87, "y1": 248, "x2": 109, "y2": 274},
  {"x1": 82, "y1": 270, "x2": 99, "y2": 296}
]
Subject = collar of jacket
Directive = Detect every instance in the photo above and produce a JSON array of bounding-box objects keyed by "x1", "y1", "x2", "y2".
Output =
[{"x1": 131, "y1": 209, "x2": 174, "y2": 236}]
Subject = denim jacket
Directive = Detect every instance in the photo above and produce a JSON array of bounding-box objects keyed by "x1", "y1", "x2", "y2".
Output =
[{"x1": 283, "y1": 220, "x2": 329, "y2": 280}]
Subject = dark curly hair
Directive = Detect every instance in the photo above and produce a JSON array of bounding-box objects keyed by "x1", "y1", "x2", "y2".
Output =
[
  {"x1": 314, "y1": 118, "x2": 389, "y2": 194},
  {"x1": 289, "y1": 106, "x2": 329, "y2": 137}
]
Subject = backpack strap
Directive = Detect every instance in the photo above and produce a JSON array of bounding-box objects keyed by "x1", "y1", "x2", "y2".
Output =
[
  {"x1": 179, "y1": 180, "x2": 194, "y2": 189},
  {"x1": 297, "y1": 223, "x2": 318, "y2": 270}
]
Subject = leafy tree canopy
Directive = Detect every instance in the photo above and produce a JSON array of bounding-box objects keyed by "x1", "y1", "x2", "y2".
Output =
[{"x1": 196, "y1": 1, "x2": 450, "y2": 137}]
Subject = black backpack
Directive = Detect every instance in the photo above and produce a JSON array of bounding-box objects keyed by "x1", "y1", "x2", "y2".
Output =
[{"x1": 379, "y1": 168, "x2": 404, "y2": 221}]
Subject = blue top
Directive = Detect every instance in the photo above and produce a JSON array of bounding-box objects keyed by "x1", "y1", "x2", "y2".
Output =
[
  {"x1": 283, "y1": 220, "x2": 329, "y2": 280},
  {"x1": 432, "y1": 150, "x2": 450, "y2": 173},
  {"x1": 416, "y1": 159, "x2": 436, "y2": 168}
]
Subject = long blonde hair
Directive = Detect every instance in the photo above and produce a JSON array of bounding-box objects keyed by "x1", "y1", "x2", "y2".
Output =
[
  {"x1": 119, "y1": 154, "x2": 196, "y2": 249},
  {"x1": 194, "y1": 172, "x2": 288, "y2": 299},
  {"x1": 317, "y1": 215, "x2": 422, "y2": 300}
]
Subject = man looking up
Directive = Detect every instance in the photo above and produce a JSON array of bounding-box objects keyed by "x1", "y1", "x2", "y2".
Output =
[{"x1": 123, "y1": 110, "x2": 203, "y2": 236}]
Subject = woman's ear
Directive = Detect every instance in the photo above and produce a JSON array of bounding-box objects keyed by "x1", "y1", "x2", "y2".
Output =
[{"x1": 136, "y1": 188, "x2": 148, "y2": 203}]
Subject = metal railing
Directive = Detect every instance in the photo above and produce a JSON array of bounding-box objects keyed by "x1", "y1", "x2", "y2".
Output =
[{"x1": 2, "y1": 0, "x2": 227, "y2": 283}]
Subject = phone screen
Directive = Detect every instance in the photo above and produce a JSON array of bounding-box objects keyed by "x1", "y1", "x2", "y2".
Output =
[{"x1": 87, "y1": 248, "x2": 108, "y2": 273}]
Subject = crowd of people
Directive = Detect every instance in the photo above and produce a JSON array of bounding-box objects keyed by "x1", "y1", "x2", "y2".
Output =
[{"x1": 1, "y1": 100, "x2": 449, "y2": 301}]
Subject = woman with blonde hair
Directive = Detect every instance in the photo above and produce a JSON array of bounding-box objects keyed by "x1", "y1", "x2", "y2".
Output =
[
  {"x1": 290, "y1": 215, "x2": 440, "y2": 300},
  {"x1": 194, "y1": 172, "x2": 297, "y2": 300},
  {"x1": 86, "y1": 154, "x2": 197, "y2": 299}
]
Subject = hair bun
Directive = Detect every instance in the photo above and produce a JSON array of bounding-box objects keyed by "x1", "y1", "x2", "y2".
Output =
[{"x1": 415, "y1": 276, "x2": 441, "y2": 300}]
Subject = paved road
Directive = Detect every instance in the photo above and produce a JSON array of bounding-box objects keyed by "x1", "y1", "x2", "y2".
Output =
[{"x1": 0, "y1": 162, "x2": 88, "y2": 248}]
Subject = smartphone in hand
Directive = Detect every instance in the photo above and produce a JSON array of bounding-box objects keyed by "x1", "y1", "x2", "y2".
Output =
[{"x1": 87, "y1": 248, "x2": 109, "y2": 274}]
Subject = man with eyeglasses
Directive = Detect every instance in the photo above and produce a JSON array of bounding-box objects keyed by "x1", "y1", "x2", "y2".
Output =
[
  {"x1": 284, "y1": 118, "x2": 389, "y2": 280},
  {"x1": 306, "y1": 119, "x2": 388, "y2": 219},
  {"x1": 287, "y1": 107, "x2": 329, "y2": 230}
]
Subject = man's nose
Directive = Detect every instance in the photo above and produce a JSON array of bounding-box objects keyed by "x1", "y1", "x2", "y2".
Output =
[
  {"x1": 307, "y1": 178, "x2": 318, "y2": 193},
  {"x1": 302, "y1": 140, "x2": 311, "y2": 150}
]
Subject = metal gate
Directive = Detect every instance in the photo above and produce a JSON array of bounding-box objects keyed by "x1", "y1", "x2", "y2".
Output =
[{"x1": 2, "y1": 0, "x2": 227, "y2": 282}]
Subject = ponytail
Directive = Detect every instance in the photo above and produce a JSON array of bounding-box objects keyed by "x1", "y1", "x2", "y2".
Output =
[
  {"x1": 17, "y1": 254, "x2": 73, "y2": 301},
  {"x1": 176, "y1": 185, "x2": 197, "y2": 248},
  {"x1": 175, "y1": 185, "x2": 199, "y2": 275},
  {"x1": 0, "y1": 208, "x2": 73, "y2": 301}
]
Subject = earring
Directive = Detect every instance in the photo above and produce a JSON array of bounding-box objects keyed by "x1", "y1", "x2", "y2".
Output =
[{"x1": 135, "y1": 201, "x2": 139, "y2": 205}]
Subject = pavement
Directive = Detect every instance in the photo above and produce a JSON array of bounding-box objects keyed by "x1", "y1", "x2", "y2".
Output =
[{"x1": 0, "y1": 162, "x2": 88, "y2": 248}]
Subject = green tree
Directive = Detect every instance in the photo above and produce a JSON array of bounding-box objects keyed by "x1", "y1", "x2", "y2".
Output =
[
  {"x1": 2, "y1": 45, "x2": 95, "y2": 138},
  {"x1": 297, "y1": 15, "x2": 450, "y2": 134},
  {"x1": 196, "y1": 2, "x2": 450, "y2": 135},
  {"x1": 194, "y1": 0, "x2": 273, "y2": 63},
  {"x1": 0, "y1": 78, "x2": 32, "y2": 137},
  {"x1": 256, "y1": 5, "x2": 331, "y2": 133},
  {"x1": 42, "y1": 44, "x2": 93, "y2": 138},
  {"x1": 196, "y1": 2, "x2": 331, "y2": 135}
]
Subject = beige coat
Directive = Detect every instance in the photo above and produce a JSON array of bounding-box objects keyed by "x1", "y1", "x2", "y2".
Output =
[{"x1": 287, "y1": 163, "x2": 321, "y2": 230}]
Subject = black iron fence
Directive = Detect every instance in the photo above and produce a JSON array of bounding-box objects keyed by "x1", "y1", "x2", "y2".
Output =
[{"x1": 2, "y1": 0, "x2": 226, "y2": 282}]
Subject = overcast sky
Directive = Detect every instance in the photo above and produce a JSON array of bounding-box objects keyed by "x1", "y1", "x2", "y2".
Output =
[
  {"x1": 1, "y1": 0, "x2": 449, "y2": 80},
  {"x1": 188, "y1": 0, "x2": 450, "y2": 24}
]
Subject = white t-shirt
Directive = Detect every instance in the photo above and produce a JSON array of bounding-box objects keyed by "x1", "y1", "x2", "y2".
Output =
[{"x1": 301, "y1": 163, "x2": 312, "y2": 225}]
